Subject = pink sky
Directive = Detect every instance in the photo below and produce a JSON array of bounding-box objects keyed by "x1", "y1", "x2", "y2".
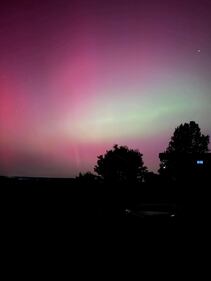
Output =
[{"x1": 0, "y1": 0, "x2": 211, "y2": 177}]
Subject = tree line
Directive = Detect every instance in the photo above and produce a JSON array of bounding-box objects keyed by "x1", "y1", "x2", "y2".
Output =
[{"x1": 76, "y1": 121, "x2": 210, "y2": 185}]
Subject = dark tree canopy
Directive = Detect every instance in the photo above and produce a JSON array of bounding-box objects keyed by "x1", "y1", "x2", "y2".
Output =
[
  {"x1": 94, "y1": 144, "x2": 147, "y2": 184},
  {"x1": 159, "y1": 121, "x2": 210, "y2": 177},
  {"x1": 76, "y1": 172, "x2": 101, "y2": 185},
  {"x1": 166, "y1": 121, "x2": 209, "y2": 154}
]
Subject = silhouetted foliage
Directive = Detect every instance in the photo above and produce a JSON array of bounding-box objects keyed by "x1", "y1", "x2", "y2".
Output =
[
  {"x1": 75, "y1": 172, "x2": 101, "y2": 185},
  {"x1": 144, "y1": 171, "x2": 160, "y2": 185},
  {"x1": 166, "y1": 121, "x2": 209, "y2": 154},
  {"x1": 159, "y1": 121, "x2": 210, "y2": 179},
  {"x1": 94, "y1": 144, "x2": 147, "y2": 185}
]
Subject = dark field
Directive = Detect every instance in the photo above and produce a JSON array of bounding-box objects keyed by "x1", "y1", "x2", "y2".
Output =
[{"x1": 1, "y1": 177, "x2": 209, "y2": 269}]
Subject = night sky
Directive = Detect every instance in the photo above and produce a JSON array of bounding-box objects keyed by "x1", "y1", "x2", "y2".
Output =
[{"x1": 0, "y1": 0, "x2": 211, "y2": 177}]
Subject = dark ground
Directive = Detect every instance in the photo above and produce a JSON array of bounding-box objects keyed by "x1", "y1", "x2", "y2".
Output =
[{"x1": 1, "y1": 177, "x2": 209, "y2": 275}]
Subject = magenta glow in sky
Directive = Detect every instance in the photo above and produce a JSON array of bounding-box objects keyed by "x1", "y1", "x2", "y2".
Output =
[{"x1": 0, "y1": 0, "x2": 211, "y2": 177}]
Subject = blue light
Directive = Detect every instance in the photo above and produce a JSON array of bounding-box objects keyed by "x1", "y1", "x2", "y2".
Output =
[{"x1": 196, "y1": 160, "x2": 204, "y2": 165}]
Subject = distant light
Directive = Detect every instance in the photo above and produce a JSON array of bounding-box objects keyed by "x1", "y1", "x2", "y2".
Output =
[
  {"x1": 197, "y1": 49, "x2": 201, "y2": 53},
  {"x1": 196, "y1": 160, "x2": 203, "y2": 165},
  {"x1": 171, "y1": 214, "x2": 175, "y2": 218}
]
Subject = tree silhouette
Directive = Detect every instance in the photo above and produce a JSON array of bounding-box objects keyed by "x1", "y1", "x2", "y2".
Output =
[
  {"x1": 94, "y1": 144, "x2": 147, "y2": 185},
  {"x1": 166, "y1": 121, "x2": 209, "y2": 154},
  {"x1": 76, "y1": 172, "x2": 101, "y2": 185},
  {"x1": 159, "y1": 121, "x2": 210, "y2": 178}
]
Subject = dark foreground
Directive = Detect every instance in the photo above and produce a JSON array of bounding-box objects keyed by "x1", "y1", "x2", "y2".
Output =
[{"x1": 1, "y1": 177, "x2": 209, "y2": 273}]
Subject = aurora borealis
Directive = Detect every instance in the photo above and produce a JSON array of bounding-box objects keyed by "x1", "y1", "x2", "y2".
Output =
[{"x1": 0, "y1": 0, "x2": 211, "y2": 177}]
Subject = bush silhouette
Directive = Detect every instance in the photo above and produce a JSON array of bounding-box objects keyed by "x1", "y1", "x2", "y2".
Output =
[
  {"x1": 94, "y1": 144, "x2": 147, "y2": 185},
  {"x1": 76, "y1": 172, "x2": 101, "y2": 185}
]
